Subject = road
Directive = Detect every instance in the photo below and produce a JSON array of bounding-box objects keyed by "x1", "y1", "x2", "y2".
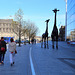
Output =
[{"x1": 0, "y1": 41, "x2": 75, "y2": 75}]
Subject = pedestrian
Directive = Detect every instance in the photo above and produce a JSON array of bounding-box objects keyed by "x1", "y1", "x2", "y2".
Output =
[
  {"x1": 0, "y1": 39, "x2": 2, "y2": 65},
  {"x1": 31, "y1": 38, "x2": 34, "y2": 44},
  {"x1": 8, "y1": 38, "x2": 16, "y2": 66},
  {"x1": 0, "y1": 37, "x2": 7, "y2": 65}
]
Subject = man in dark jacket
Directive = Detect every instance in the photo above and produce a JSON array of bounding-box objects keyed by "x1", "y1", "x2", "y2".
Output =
[
  {"x1": 0, "y1": 39, "x2": 2, "y2": 64},
  {"x1": 0, "y1": 37, "x2": 7, "y2": 64}
]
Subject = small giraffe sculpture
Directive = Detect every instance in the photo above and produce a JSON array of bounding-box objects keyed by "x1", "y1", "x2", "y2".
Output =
[{"x1": 41, "y1": 19, "x2": 50, "y2": 48}]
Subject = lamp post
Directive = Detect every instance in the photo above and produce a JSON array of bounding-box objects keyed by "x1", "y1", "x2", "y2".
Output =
[
  {"x1": 19, "y1": 23, "x2": 21, "y2": 46},
  {"x1": 65, "y1": 0, "x2": 67, "y2": 41}
]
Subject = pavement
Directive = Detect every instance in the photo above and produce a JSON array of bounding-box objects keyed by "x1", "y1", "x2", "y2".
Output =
[{"x1": 0, "y1": 41, "x2": 75, "y2": 75}]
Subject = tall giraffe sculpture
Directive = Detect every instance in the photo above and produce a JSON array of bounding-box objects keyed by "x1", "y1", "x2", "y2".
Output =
[
  {"x1": 51, "y1": 8, "x2": 59, "y2": 49},
  {"x1": 41, "y1": 19, "x2": 50, "y2": 48}
]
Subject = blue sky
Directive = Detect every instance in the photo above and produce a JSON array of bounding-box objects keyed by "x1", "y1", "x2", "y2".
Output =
[{"x1": 0, "y1": 0, "x2": 66, "y2": 36}]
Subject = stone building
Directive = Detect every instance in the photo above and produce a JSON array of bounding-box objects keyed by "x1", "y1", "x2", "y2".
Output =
[
  {"x1": 59, "y1": 26, "x2": 65, "y2": 41},
  {"x1": 0, "y1": 19, "x2": 18, "y2": 40}
]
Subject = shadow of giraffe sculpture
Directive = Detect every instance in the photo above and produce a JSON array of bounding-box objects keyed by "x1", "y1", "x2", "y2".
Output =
[
  {"x1": 41, "y1": 19, "x2": 50, "y2": 48},
  {"x1": 51, "y1": 8, "x2": 59, "y2": 49}
]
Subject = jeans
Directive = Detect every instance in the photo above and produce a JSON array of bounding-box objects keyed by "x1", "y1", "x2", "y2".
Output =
[
  {"x1": 0, "y1": 54, "x2": 2, "y2": 63},
  {"x1": 10, "y1": 52, "x2": 15, "y2": 63},
  {"x1": 1, "y1": 54, "x2": 5, "y2": 62}
]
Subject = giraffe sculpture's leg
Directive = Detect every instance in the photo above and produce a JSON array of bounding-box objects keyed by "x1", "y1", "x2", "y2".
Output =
[
  {"x1": 41, "y1": 37, "x2": 43, "y2": 48},
  {"x1": 56, "y1": 36, "x2": 58, "y2": 49},
  {"x1": 52, "y1": 41, "x2": 54, "y2": 49},
  {"x1": 47, "y1": 36, "x2": 49, "y2": 49},
  {"x1": 56, "y1": 41, "x2": 58, "y2": 49},
  {"x1": 52, "y1": 37, "x2": 54, "y2": 49},
  {"x1": 44, "y1": 37, "x2": 46, "y2": 48}
]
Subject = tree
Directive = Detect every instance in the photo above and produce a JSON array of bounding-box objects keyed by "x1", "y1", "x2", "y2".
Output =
[
  {"x1": 21, "y1": 20, "x2": 38, "y2": 44},
  {"x1": 26, "y1": 21, "x2": 38, "y2": 43},
  {"x1": 11, "y1": 21, "x2": 19, "y2": 36},
  {"x1": 21, "y1": 21, "x2": 28, "y2": 40},
  {"x1": 14, "y1": 9, "x2": 24, "y2": 46}
]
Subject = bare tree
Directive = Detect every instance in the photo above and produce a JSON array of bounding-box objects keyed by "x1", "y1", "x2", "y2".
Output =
[
  {"x1": 26, "y1": 21, "x2": 38, "y2": 43},
  {"x1": 21, "y1": 21, "x2": 28, "y2": 40},
  {"x1": 11, "y1": 21, "x2": 19, "y2": 36},
  {"x1": 14, "y1": 9, "x2": 24, "y2": 46}
]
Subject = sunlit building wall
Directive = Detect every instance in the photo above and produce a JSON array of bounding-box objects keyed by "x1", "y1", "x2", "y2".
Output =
[
  {"x1": 67, "y1": 0, "x2": 75, "y2": 41},
  {"x1": 0, "y1": 19, "x2": 18, "y2": 40}
]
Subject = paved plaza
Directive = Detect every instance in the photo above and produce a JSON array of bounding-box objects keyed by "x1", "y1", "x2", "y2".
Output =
[{"x1": 0, "y1": 41, "x2": 75, "y2": 75}]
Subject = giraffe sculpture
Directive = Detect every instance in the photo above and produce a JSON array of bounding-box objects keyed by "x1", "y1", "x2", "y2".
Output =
[
  {"x1": 51, "y1": 8, "x2": 59, "y2": 49},
  {"x1": 41, "y1": 19, "x2": 50, "y2": 48}
]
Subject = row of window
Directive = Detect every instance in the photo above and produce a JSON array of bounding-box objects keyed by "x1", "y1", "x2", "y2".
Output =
[
  {"x1": 0, "y1": 23, "x2": 12, "y2": 27},
  {"x1": 0, "y1": 28, "x2": 12, "y2": 32}
]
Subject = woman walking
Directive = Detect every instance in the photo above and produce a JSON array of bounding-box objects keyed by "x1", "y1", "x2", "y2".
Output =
[{"x1": 8, "y1": 38, "x2": 16, "y2": 66}]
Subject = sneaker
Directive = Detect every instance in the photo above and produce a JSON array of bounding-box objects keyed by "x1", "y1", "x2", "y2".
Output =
[
  {"x1": 56, "y1": 46, "x2": 58, "y2": 49},
  {"x1": 11, "y1": 63, "x2": 13, "y2": 66},
  {"x1": 52, "y1": 45, "x2": 54, "y2": 49},
  {"x1": 2, "y1": 62, "x2": 4, "y2": 65},
  {"x1": 1, "y1": 61, "x2": 4, "y2": 65},
  {"x1": 0, "y1": 63, "x2": 2, "y2": 65},
  {"x1": 13, "y1": 62, "x2": 15, "y2": 64}
]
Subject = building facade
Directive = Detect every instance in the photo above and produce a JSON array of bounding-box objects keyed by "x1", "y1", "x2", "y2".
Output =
[
  {"x1": 70, "y1": 29, "x2": 75, "y2": 41},
  {"x1": 59, "y1": 26, "x2": 65, "y2": 41},
  {"x1": 0, "y1": 19, "x2": 18, "y2": 41},
  {"x1": 67, "y1": 0, "x2": 75, "y2": 41}
]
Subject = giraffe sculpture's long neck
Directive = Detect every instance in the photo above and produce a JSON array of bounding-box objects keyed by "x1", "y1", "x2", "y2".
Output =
[
  {"x1": 54, "y1": 12, "x2": 57, "y2": 27},
  {"x1": 45, "y1": 22, "x2": 48, "y2": 33}
]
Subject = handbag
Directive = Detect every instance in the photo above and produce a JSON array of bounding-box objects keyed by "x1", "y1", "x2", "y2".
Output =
[{"x1": 15, "y1": 50, "x2": 17, "y2": 54}]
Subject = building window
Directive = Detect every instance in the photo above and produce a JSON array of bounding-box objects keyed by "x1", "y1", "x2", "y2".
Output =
[
  {"x1": 10, "y1": 28, "x2": 11, "y2": 32},
  {"x1": 0, "y1": 24, "x2": 1, "y2": 27},
  {"x1": 6, "y1": 28, "x2": 8, "y2": 32},
  {"x1": 3, "y1": 28, "x2": 5, "y2": 32},
  {"x1": 3, "y1": 24, "x2": 5, "y2": 27},
  {"x1": 7, "y1": 24, "x2": 8, "y2": 27},
  {"x1": 9, "y1": 24, "x2": 11, "y2": 28},
  {"x1": 0, "y1": 28, "x2": 1, "y2": 31}
]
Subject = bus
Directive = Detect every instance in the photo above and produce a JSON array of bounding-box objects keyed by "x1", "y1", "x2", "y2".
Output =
[{"x1": 4, "y1": 37, "x2": 14, "y2": 43}]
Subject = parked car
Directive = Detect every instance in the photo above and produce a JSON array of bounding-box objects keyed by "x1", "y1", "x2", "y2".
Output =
[
  {"x1": 21, "y1": 40, "x2": 24, "y2": 44},
  {"x1": 15, "y1": 40, "x2": 23, "y2": 44},
  {"x1": 15, "y1": 40, "x2": 19, "y2": 43},
  {"x1": 24, "y1": 40, "x2": 29, "y2": 43}
]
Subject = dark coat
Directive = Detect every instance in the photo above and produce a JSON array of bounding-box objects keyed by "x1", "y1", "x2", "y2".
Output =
[{"x1": 0, "y1": 40, "x2": 7, "y2": 54}]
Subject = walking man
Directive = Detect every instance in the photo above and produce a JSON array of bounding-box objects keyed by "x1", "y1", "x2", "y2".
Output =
[{"x1": 0, "y1": 37, "x2": 7, "y2": 65}]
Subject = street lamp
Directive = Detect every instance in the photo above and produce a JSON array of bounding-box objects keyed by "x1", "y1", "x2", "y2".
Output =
[
  {"x1": 19, "y1": 23, "x2": 21, "y2": 46},
  {"x1": 65, "y1": 0, "x2": 67, "y2": 41}
]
